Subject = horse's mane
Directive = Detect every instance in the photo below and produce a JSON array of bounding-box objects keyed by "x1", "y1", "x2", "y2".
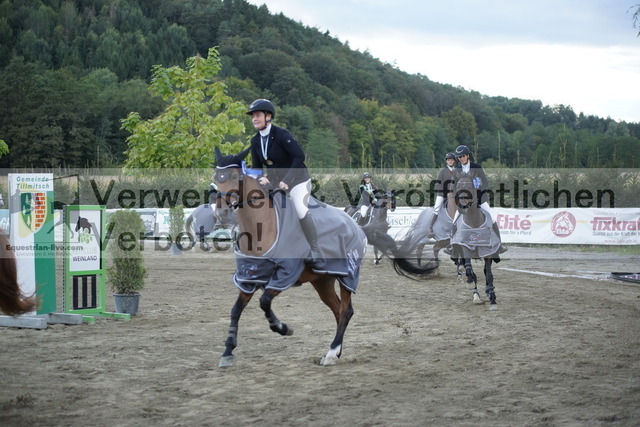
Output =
[{"x1": 0, "y1": 232, "x2": 37, "y2": 315}]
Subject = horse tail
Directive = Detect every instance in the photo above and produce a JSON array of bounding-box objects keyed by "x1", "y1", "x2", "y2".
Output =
[
  {"x1": 361, "y1": 222, "x2": 439, "y2": 280},
  {"x1": 0, "y1": 232, "x2": 37, "y2": 315}
]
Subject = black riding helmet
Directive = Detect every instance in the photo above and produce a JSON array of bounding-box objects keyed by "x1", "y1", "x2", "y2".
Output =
[
  {"x1": 362, "y1": 172, "x2": 372, "y2": 179},
  {"x1": 445, "y1": 152, "x2": 456, "y2": 160},
  {"x1": 246, "y1": 98, "x2": 275, "y2": 118},
  {"x1": 454, "y1": 145, "x2": 471, "y2": 157}
]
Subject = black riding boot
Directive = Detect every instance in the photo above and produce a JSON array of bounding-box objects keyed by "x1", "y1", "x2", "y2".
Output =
[
  {"x1": 492, "y1": 222, "x2": 508, "y2": 254},
  {"x1": 299, "y1": 213, "x2": 328, "y2": 271}
]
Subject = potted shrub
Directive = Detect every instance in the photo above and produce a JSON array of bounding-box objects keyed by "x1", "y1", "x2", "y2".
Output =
[
  {"x1": 168, "y1": 204, "x2": 185, "y2": 255},
  {"x1": 106, "y1": 209, "x2": 147, "y2": 315}
]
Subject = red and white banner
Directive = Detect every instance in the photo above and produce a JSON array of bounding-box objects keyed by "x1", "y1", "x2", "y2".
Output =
[{"x1": 387, "y1": 207, "x2": 640, "y2": 245}]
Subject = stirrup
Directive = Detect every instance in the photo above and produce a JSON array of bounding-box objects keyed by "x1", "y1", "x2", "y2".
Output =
[
  {"x1": 443, "y1": 245, "x2": 453, "y2": 255},
  {"x1": 499, "y1": 245, "x2": 508, "y2": 254}
]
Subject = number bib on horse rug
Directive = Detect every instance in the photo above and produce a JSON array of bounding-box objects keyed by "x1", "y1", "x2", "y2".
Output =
[
  {"x1": 233, "y1": 192, "x2": 366, "y2": 294},
  {"x1": 450, "y1": 213, "x2": 501, "y2": 258}
]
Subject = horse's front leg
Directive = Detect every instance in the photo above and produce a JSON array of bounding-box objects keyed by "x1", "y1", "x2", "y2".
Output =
[
  {"x1": 259, "y1": 289, "x2": 293, "y2": 336},
  {"x1": 321, "y1": 284, "x2": 354, "y2": 366},
  {"x1": 374, "y1": 246, "x2": 381, "y2": 265},
  {"x1": 219, "y1": 291, "x2": 253, "y2": 367},
  {"x1": 432, "y1": 239, "x2": 448, "y2": 263},
  {"x1": 461, "y1": 249, "x2": 481, "y2": 304},
  {"x1": 416, "y1": 243, "x2": 426, "y2": 265},
  {"x1": 484, "y1": 258, "x2": 497, "y2": 308}
]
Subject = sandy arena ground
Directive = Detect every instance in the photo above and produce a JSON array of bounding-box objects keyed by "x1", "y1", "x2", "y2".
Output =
[{"x1": 1, "y1": 243, "x2": 639, "y2": 426}]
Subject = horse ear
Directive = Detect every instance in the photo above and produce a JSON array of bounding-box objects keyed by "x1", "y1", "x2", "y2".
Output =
[
  {"x1": 214, "y1": 147, "x2": 223, "y2": 162},
  {"x1": 237, "y1": 147, "x2": 250, "y2": 160}
]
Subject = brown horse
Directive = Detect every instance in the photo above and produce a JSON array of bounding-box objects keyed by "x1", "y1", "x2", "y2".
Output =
[
  {"x1": 449, "y1": 176, "x2": 501, "y2": 308},
  {"x1": 0, "y1": 232, "x2": 36, "y2": 316},
  {"x1": 214, "y1": 151, "x2": 437, "y2": 367}
]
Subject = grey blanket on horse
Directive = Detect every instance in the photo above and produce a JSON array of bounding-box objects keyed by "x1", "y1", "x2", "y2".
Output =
[
  {"x1": 233, "y1": 192, "x2": 366, "y2": 294},
  {"x1": 188, "y1": 204, "x2": 216, "y2": 236},
  {"x1": 450, "y1": 211, "x2": 501, "y2": 258},
  {"x1": 410, "y1": 203, "x2": 454, "y2": 245}
]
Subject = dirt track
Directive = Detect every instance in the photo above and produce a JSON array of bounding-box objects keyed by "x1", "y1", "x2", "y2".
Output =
[{"x1": 1, "y1": 244, "x2": 639, "y2": 426}]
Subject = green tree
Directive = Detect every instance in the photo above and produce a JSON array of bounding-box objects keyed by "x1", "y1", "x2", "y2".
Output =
[
  {"x1": 305, "y1": 128, "x2": 340, "y2": 168},
  {"x1": 122, "y1": 47, "x2": 246, "y2": 168},
  {"x1": 630, "y1": 3, "x2": 640, "y2": 36},
  {"x1": 441, "y1": 106, "x2": 477, "y2": 145},
  {"x1": 0, "y1": 139, "x2": 8, "y2": 157}
]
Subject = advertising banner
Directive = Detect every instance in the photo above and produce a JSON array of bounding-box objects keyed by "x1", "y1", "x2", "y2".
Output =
[
  {"x1": 386, "y1": 207, "x2": 640, "y2": 245},
  {"x1": 8, "y1": 173, "x2": 56, "y2": 314}
]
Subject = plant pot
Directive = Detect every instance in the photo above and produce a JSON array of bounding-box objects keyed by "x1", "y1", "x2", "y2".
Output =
[{"x1": 113, "y1": 292, "x2": 141, "y2": 315}]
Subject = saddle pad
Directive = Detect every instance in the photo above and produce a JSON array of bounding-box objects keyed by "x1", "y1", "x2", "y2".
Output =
[
  {"x1": 233, "y1": 192, "x2": 366, "y2": 294},
  {"x1": 451, "y1": 211, "x2": 501, "y2": 258}
]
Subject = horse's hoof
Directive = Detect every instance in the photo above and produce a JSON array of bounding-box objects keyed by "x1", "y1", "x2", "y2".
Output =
[
  {"x1": 473, "y1": 293, "x2": 484, "y2": 304},
  {"x1": 219, "y1": 355, "x2": 235, "y2": 367},
  {"x1": 488, "y1": 304, "x2": 498, "y2": 311},
  {"x1": 285, "y1": 326, "x2": 294, "y2": 336},
  {"x1": 319, "y1": 345, "x2": 342, "y2": 366}
]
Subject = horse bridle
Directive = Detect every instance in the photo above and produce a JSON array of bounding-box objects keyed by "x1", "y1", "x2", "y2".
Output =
[
  {"x1": 214, "y1": 167, "x2": 273, "y2": 210},
  {"x1": 454, "y1": 178, "x2": 476, "y2": 209}
]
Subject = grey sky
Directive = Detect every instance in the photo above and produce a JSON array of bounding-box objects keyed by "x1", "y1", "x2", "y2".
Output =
[{"x1": 245, "y1": 1, "x2": 640, "y2": 122}]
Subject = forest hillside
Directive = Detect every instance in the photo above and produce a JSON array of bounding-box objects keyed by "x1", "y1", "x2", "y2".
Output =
[{"x1": 1, "y1": 0, "x2": 638, "y2": 169}]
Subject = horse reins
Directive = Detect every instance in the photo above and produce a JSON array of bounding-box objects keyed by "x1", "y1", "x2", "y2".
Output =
[{"x1": 216, "y1": 189, "x2": 267, "y2": 209}]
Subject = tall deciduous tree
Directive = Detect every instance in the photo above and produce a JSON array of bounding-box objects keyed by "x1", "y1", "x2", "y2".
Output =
[
  {"x1": 121, "y1": 47, "x2": 246, "y2": 169},
  {"x1": 305, "y1": 128, "x2": 340, "y2": 168},
  {"x1": 441, "y1": 105, "x2": 477, "y2": 145}
]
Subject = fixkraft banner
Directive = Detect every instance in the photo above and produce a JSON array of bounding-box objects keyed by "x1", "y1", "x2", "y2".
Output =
[
  {"x1": 386, "y1": 207, "x2": 640, "y2": 245},
  {"x1": 493, "y1": 207, "x2": 640, "y2": 245}
]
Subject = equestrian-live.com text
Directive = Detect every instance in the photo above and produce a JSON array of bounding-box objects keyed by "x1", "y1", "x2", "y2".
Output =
[
  {"x1": 4, "y1": 243, "x2": 83, "y2": 259},
  {"x1": 5, "y1": 243, "x2": 84, "y2": 252}
]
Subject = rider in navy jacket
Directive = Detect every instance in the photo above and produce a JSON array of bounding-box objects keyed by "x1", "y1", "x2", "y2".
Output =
[
  {"x1": 247, "y1": 99, "x2": 327, "y2": 270},
  {"x1": 426, "y1": 152, "x2": 457, "y2": 237},
  {"x1": 452, "y1": 145, "x2": 507, "y2": 253},
  {"x1": 249, "y1": 122, "x2": 310, "y2": 189}
]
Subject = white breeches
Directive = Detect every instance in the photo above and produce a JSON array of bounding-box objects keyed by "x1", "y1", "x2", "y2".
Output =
[
  {"x1": 289, "y1": 179, "x2": 311, "y2": 219},
  {"x1": 433, "y1": 195, "x2": 444, "y2": 214}
]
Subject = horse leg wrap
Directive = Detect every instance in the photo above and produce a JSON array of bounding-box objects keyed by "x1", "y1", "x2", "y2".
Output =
[
  {"x1": 269, "y1": 318, "x2": 286, "y2": 334},
  {"x1": 225, "y1": 326, "x2": 237, "y2": 349},
  {"x1": 485, "y1": 284, "x2": 496, "y2": 304}
]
